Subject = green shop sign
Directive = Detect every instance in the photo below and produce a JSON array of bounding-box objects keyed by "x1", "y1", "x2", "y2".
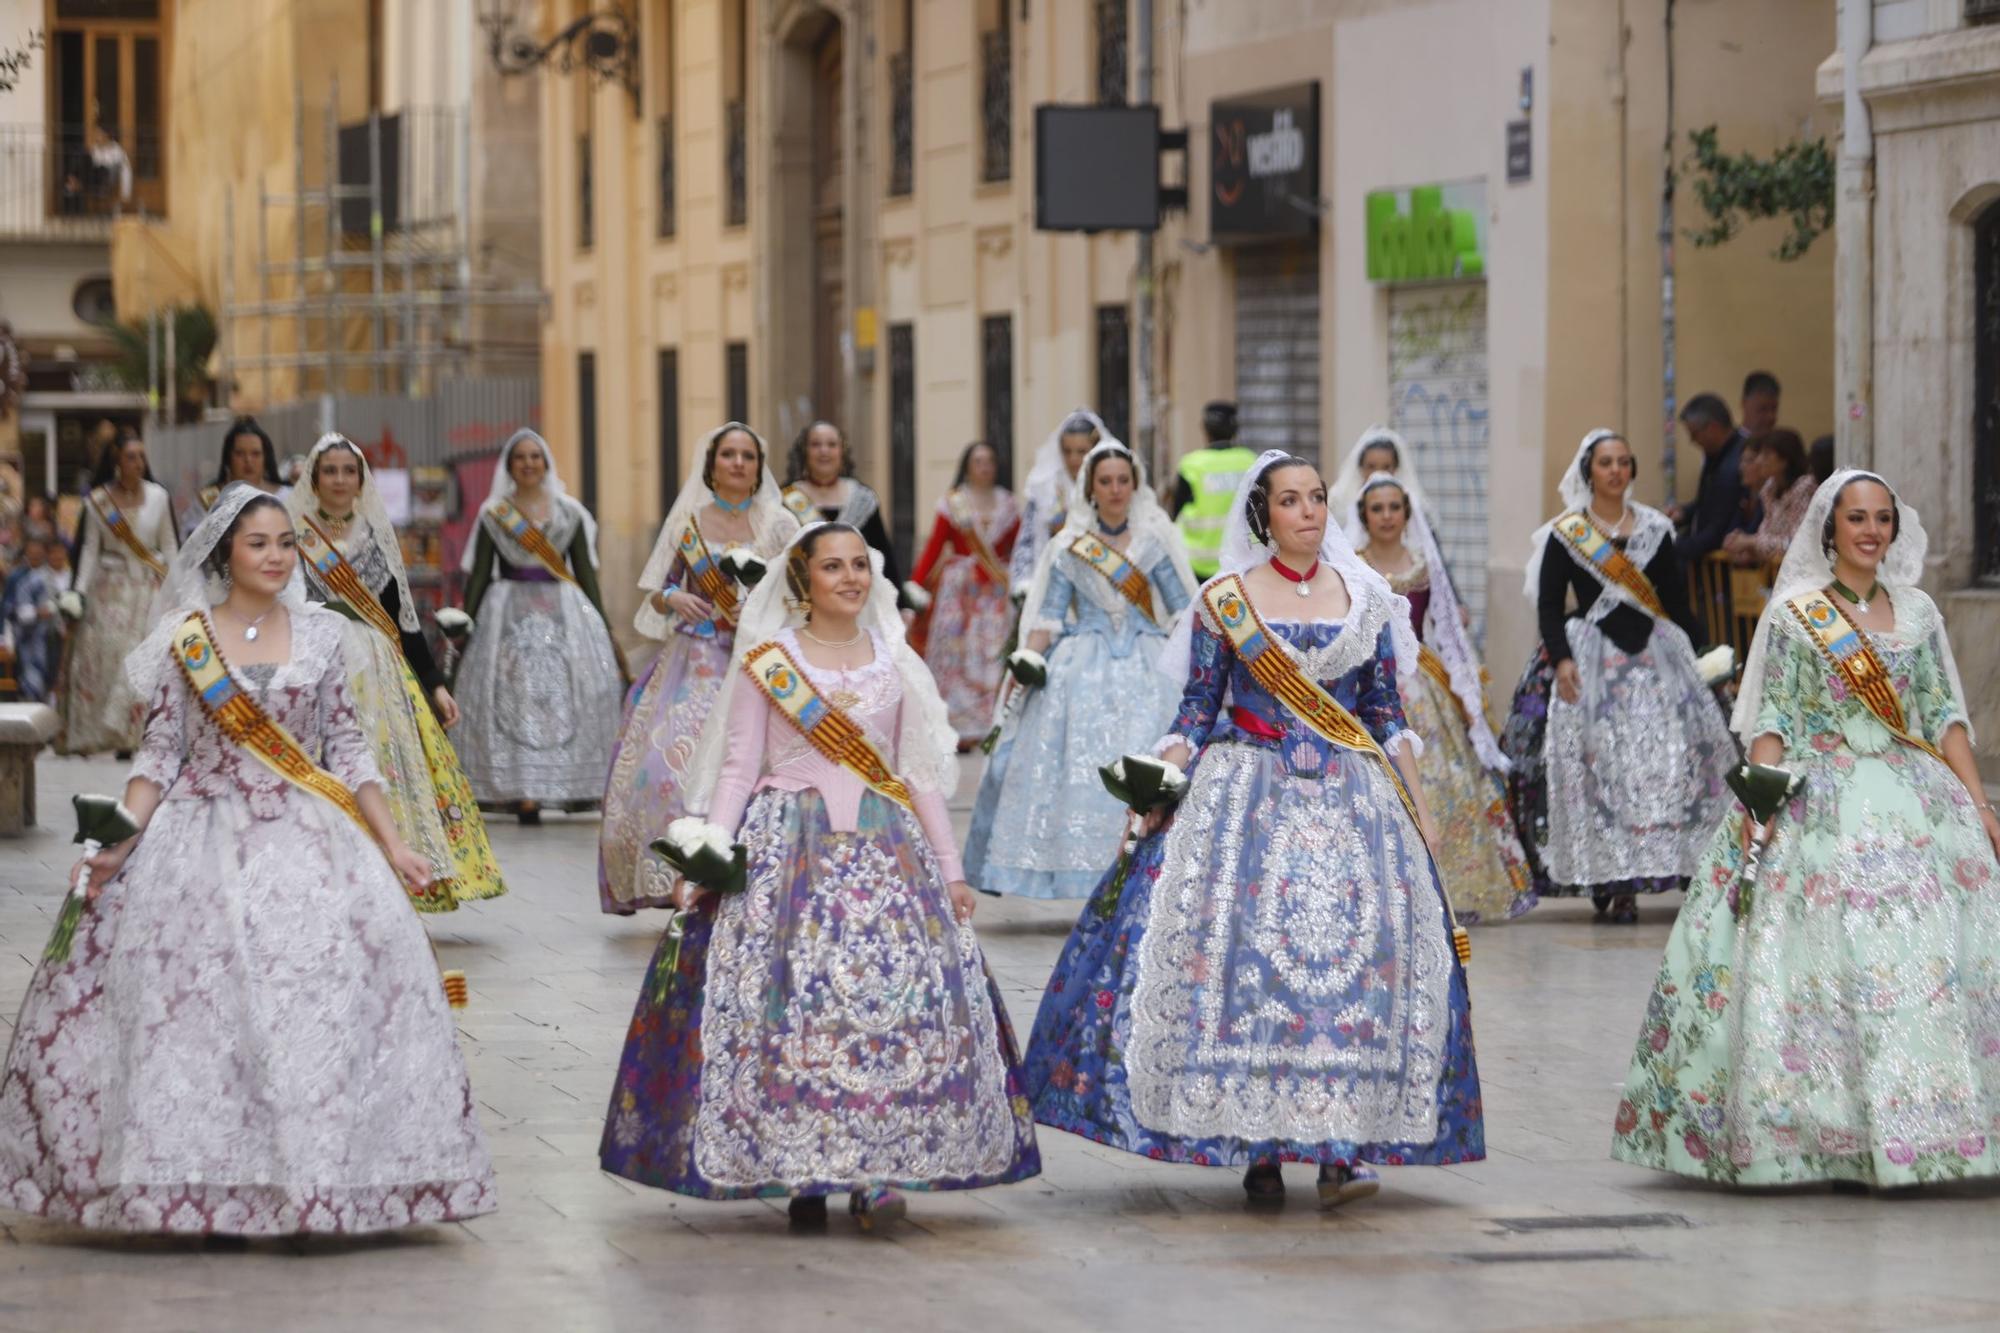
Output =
[{"x1": 1366, "y1": 182, "x2": 1486, "y2": 282}]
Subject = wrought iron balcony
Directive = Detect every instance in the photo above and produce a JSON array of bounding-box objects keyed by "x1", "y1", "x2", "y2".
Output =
[
  {"x1": 656, "y1": 113, "x2": 676, "y2": 239},
  {"x1": 981, "y1": 28, "x2": 1011, "y2": 184},
  {"x1": 0, "y1": 123, "x2": 143, "y2": 243},
  {"x1": 725, "y1": 98, "x2": 747, "y2": 227},
  {"x1": 888, "y1": 51, "x2": 914, "y2": 198}
]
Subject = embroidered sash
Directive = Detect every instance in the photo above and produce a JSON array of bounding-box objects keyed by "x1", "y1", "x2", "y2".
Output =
[
  {"x1": 781, "y1": 485, "x2": 817, "y2": 520},
  {"x1": 945, "y1": 489, "x2": 1012, "y2": 586},
  {"x1": 675, "y1": 521, "x2": 740, "y2": 627},
  {"x1": 486, "y1": 499, "x2": 578, "y2": 586},
  {"x1": 88, "y1": 487, "x2": 168, "y2": 578},
  {"x1": 197, "y1": 483, "x2": 222, "y2": 512},
  {"x1": 742, "y1": 639, "x2": 912, "y2": 809},
  {"x1": 1551, "y1": 510, "x2": 1668, "y2": 623},
  {"x1": 1785, "y1": 590, "x2": 1946, "y2": 764},
  {"x1": 1416, "y1": 643, "x2": 1466, "y2": 722},
  {"x1": 297, "y1": 515, "x2": 402, "y2": 642},
  {"x1": 1069, "y1": 533, "x2": 1158, "y2": 623},
  {"x1": 172, "y1": 612, "x2": 373, "y2": 836}
]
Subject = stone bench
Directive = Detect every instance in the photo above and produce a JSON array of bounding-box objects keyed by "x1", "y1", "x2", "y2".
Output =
[{"x1": 0, "y1": 703, "x2": 57, "y2": 836}]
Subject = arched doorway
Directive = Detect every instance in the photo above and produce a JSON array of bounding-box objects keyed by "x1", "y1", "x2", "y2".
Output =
[{"x1": 768, "y1": 6, "x2": 845, "y2": 442}]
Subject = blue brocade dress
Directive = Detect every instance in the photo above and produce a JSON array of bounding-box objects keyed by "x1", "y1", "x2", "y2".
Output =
[
  {"x1": 967, "y1": 541, "x2": 1192, "y2": 899},
  {"x1": 1024, "y1": 595, "x2": 1485, "y2": 1169}
]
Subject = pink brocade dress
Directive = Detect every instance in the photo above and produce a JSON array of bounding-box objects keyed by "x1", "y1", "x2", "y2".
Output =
[
  {"x1": 0, "y1": 607, "x2": 497, "y2": 1235},
  {"x1": 599, "y1": 628, "x2": 1040, "y2": 1198}
]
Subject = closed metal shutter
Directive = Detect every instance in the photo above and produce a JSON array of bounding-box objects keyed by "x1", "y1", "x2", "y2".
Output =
[
  {"x1": 1388, "y1": 281, "x2": 1491, "y2": 639},
  {"x1": 1233, "y1": 243, "x2": 1321, "y2": 462}
]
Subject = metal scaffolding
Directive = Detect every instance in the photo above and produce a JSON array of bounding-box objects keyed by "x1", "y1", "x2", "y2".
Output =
[{"x1": 219, "y1": 78, "x2": 543, "y2": 408}]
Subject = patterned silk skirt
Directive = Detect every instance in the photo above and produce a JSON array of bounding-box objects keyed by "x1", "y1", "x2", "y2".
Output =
[
  {"x1": 597, "y1": 627, "x2": 732, "y2": 914},
  {"x1": 454, "y1": 579, "x2": 623, "y2": 804},
  {"x1": 971, "y1": 629, "x2": 1182, "y2": 899},
  {"x1": 340, "y1": 618, "x2": 504, "y2": 910},
  {"x1": 600, "y1": 788, "x2": 1041, "y2": 1198},
  {"x1": 1613, "y1": 744, "x2": 2000, "y2": 1186},
  {"x1": 1025, "y1": 735, "x2": 1485, "y2": 1169},
  {"x1": 56, "y1": 560, "x2": 157, "y2": 756},
  {"x1": 922, "y1": 558, "x2": 1013, "y2": 740},
  {"x1": 1403, "y1": 664, "x2": 1535, "y2": 924},
  {"x1": 0, "y1": 788, "x2": 496, "y2": 1234}
]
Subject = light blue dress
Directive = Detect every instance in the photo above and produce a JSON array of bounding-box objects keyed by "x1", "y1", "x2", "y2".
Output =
[{"x1": 967, "y1": 533, "x2": 1192, "y2": 899}]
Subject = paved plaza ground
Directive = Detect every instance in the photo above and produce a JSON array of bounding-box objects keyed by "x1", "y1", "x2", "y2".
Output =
[{"x1": 3, "y1": 752, "x2": 1999, "y2": 1332}]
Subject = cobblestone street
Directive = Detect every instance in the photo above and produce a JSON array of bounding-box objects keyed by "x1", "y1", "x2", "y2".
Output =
[{"x1": 4, "y1": 753, "x2": 1999, "y2": 1332}]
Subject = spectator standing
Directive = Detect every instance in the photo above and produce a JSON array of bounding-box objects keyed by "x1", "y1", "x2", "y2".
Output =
[
  {"x1": 1740, "y1": 371, "x2": 1780, "y2": 438},
  {"x1": 1169, "y1": 400, "x2": 1255, "y2": 579},
  {"x1": 1671, "y1": 393, "x2": 1751, "y2": 566},
  {"x1": 1723, "y1": 429, "x2": 1816, "y2": 567}
]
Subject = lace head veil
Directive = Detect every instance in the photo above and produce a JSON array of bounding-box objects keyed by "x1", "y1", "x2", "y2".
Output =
[
  {"x1": 683, "y1": 521, "x2": 961, "y2": 815},
  {"x1": 284, "y1": 432, "x2": 419, "y2": 632},
  {"x1": 1355, "y1": 471, "x2": 1509, "y2": 770},
  {"x1": 1159, "y1": 449, "x2": 1419, "y2": 684},
  {"x1": 638, "y1": 423, "x2": 796, "y2": 630},
  {"x1": 1017, "y1": 437, "x2": 1193, "y2": 637},
  {"x1": 1731, "y1": 468, "x2": 1960, "y2": 743},
  {"x1": 125, "y1": 481, "x2": 308, "y2": 700},
  {"x1": 1330, "y1": 425, "x2": 1428, "y2": 543},
  {"x1": 1521, "y1": 427, "x2": 1665, "y2": 599},
  {"x1": 459, "y1": 428, "x2": 601, "y2": 572},
  {"x1": 1023, "y1": 407, "x2": 1118, "y2": 524}
]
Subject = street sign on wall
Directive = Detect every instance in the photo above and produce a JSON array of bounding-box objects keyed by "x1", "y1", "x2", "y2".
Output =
[{"x1": 1211, "y1": 82, "x2": 1320, "y2": 240}]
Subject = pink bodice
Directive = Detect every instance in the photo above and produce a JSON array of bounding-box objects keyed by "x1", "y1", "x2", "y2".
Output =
[{"x1": 707, "y1": 628, "x2": 965, "y2": 883}]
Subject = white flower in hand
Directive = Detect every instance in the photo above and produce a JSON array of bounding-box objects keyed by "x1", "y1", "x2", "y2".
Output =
[
  {"x1": 434, "y1": 607, "x2": 474, "y2": 636},
  {"x1": 56, "y1": 591, "x2": 85, "y2": 621},
  {"x1": 1006, "y1": 648, "x2": 1048, "y2": 688}
]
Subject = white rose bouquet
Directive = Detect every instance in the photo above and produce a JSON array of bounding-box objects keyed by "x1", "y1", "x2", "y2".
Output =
[
  {"x1": 1695, "y1": 643, "x2": 1737, "y2": 688},
  {"x1": 56, "y1": 590, "x2": 85, "y2": 622},
  {"x1": 434, "y1": 607, "x2": 474, "y2": 638},
  {"x1": 45, "y1": 793, "x2": 142, "y2": 963},
  {"x1": 650, "y1": 817, "x2": 747, "y2": 897},
  {"x1": 901, "y1": 581, "x2": 933, "y2": 612}
]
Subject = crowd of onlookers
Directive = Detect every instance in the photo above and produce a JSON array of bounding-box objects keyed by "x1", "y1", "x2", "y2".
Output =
[{"x1": 1668, "y1": 371, "x2": 1830, "y2": 641}]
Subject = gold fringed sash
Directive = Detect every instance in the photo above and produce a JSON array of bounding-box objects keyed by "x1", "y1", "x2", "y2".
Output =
[
  {"x1": 88, "y1": 487, "x2": 168, "y2": 578},
  {"x1": 676, "y1": 521, "x2": 740, "y2": 627},
  {"x1": 1786, "y1": 590, "x2": 1946, "y2": 764},
  {"x1": 1416, "y1": 643, "x2": 1467, "y2": 724},
  {"x1": 946, "y1": 489, "x2": 1012, "y2": 586},
  {"x1": 1203, "y1": 575, "x2": 1469, "y2": 962},
  {"x1": 487, "y1": 499, "x2": 579, "y2": 586},
  {"x1": 742, "y1": 639, "x2": 912, "y2": 809},
  {"x1": 781, "y1": 485, "x2": 817, "y2": 520},
  {"x1": 1069, "y1": 533, "x2": 1158, "y2": 623},
  {"x1": 173, "y1": 612, "x2": 373, "y2": 836},
  {"x1": 1551, "y1": 510, "x2": 1668, "y2": 623},
  {"x1": 296, "y1": 515, "x2": 403, "y2": 642}
]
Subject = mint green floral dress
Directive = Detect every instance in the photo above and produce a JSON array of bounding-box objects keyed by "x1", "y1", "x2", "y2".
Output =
[{"x1": 1611, "y1": 588, "x2": 2000, "y2": 1186}]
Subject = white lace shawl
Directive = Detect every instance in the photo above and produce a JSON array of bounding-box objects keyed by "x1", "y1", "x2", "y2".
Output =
[{"x1": 1017, "y1": 439, "x2": 1195, "y2": 640}]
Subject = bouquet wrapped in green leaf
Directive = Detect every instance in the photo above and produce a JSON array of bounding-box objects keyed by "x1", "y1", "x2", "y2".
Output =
[
  {"x1": 1695, "y1": 644, "x2": 1738, "y2": 689},
  {"x1": 433, "y1": 607, "x2": 474, "y2": 638},
  {"x1": 1099, "y1": 754, "x2": 1189, "y2": 816},
  {"x1": 720, "y1": 547, "x2": 768, "y2": 589},
  {"x1": 1725, "y1": 761, "x2": 1804, "y2": 919},
  {"x1": 645, "y1": 818, "x2": 750, "y2": 1002},
  {"x1": 56, "y1": 590, "x2": 85, "y2": 622},
  {"x1": 45, "y1": 794, "x2": 142, "y2": 963},
  {"x1": 1005, "y1": 648, "x2": 1048, "y2": 689}
]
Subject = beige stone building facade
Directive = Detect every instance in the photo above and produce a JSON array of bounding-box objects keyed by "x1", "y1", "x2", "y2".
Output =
[
  {"x1": 536, "y1": 0, "x2": 1836, "y2": 664},
  {"x1": 1822, "y1": 1, "x2": 2000, "y2": 778}
]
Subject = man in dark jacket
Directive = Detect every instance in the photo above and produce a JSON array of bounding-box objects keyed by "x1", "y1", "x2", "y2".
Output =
[{"x1": 1671, "y1": 393, "x2": 1750, "y2": 567}]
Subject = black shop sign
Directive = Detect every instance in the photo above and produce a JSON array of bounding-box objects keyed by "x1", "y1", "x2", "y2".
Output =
[{"x1": 1210, "y1": 82, "x2": 1320, "y2": 240}]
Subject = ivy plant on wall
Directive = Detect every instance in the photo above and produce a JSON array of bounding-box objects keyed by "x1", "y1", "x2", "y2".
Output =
[{"x1": 1681, "y1": 125, "x2": 1835, "y2": 261}]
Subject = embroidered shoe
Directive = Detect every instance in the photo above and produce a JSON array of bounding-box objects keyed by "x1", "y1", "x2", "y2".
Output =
[
  {"x1": 849, "y1": 1187, "x2": 906, "y2": 1232},
  {"x1": 1242, "y1": 1161, "x2": 1285, "y2": 1202},
  {"x1": 1316, "y1": 1164, "x2": 1380, "y2": 1209}
]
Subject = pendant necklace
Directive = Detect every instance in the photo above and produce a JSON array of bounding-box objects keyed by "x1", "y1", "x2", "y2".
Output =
[
  {"x1": 801, "y1": 626, "x2": 867, "y2": 709},
  {"x1": 1830, "y1": 576, "x2": 1882, "y2": 615},
  {"x1": 226, "y1": 602, "x2": 278, "y2": 642},
  {"x1": 1271, "y1": 555, "x2": 1319, "y2": 598},
  {"x1": 1588, "y1": 498, "x2": 1631, "y2": 534}
]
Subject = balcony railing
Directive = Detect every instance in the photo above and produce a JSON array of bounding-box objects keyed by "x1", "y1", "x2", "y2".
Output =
[
  {"x1": 888, "y1": 51, "x2": 914, "y2": 198},
  {"x1": 981, "y1": 27, "x2": 1011, "y2": 184},
  {"x1": 0, "y1": 123, "x2": 145, "y2": 242},
  {"x1": 724, "y1": 98, "x2": 747, "y2": 227}
]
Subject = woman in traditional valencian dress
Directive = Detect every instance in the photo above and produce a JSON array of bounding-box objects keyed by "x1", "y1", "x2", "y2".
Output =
[
  {"x1": 598, "y1": 423, "x2": 798, "y2": 914},
  {"x1": 58, "y1": 432, "x2": 178, "y2": 757},
  {"x1": 599, "y1": 523, "x2": 1040, "y2": 1230},
  {"x1": 286, "y1": 433, "x2": 504, "y2": 910},
  {"x1": 1613, "y1": 472, "x2": 2000, "y2": 1187},
  {"x1": 1355, "y1": 474, "x2": 1535, "y2": 924},
  {"x1": 180, "y1": 415, "x2": 286, "y2": 537},
  {"x1": 1026, "y1": 452, "x2": 1483, "y2": 1206},
  {"x1": 968, "y1": 441, "x2": 1196, "y2": 899},
  {"x1": 781, "y1": 420, "x2": 907, "y2": 602},
  {"x1": 1499, "y1": 430, "x2": 1734, "y2": 923},
  {"x1": 907, "y1": 440, "x2": 1019, "y2": 744},
  {"x1": 0, "y1": 486, "x2": 496, "y2": 1235},
  {"x1": 454, "y1": 429, "x2": 625, "y2": 823}
]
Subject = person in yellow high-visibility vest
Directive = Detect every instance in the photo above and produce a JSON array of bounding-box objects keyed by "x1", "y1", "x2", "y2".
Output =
[{"x1": 1170, "y1": 401, "x2": 1256, "y2": 579}]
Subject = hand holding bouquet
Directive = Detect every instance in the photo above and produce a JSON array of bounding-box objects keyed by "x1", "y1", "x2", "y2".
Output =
[
  {"x1": 1099, "y1": 754, "x2": 1189, "y2": 816},
  {"x1": 45, "y1": 794, "x2": 141, "y2": 963},
  {"x1": 433, "y1": 607, "x2": 474, "y2": 639},
  {"x1": 1695, "y1": 644, "x2": 1738, "y2": 688},
  {"x1": 645, "y1": 818, "x2": 749, "y2": 1003},
  {"x1": 1725, "y1": 761, "x2": 1804, "y2": 919},
  {"x1": 901, "y1": 581, "x2": 933, "y2": 612},
  {"x1": 1005, "y1": 648, "x2": 1048, "y2": 689},
  {"x1": 56, "y1": 590, "x2": 85, "y2": 622}
]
